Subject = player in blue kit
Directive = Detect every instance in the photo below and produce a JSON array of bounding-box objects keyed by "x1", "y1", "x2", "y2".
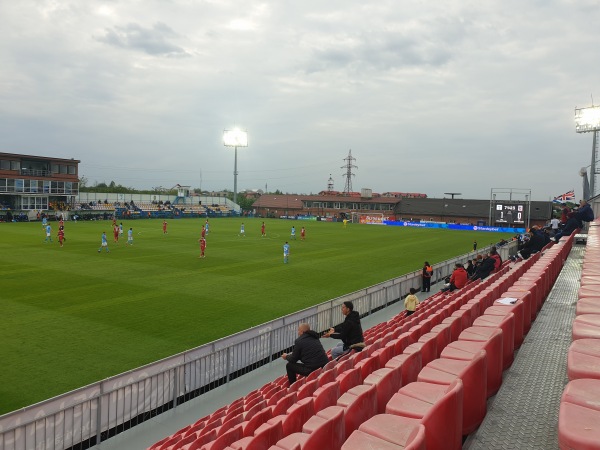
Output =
[
  {"x1": 98, "y1": 232, "x2": 110, "y2": 253},
  {"x1": 44, "y1": 224, "x2": 52, "y2": 243},
  {"x1": 283, "y1": 242, "x2": 290, "y2": 264}
]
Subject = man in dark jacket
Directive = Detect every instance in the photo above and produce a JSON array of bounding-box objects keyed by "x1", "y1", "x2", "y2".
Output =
[
  {"x1": 282, "y1": 323, "x2": 329, "y2": 385},
  {"x1": 324, "y1": 301, "x2": 365, "y2": 359},
  {"x1": 553, "y1": 199, "x2": 595, "y2": 242},
  {"x1": 516, "y1": 227, "x2": 546, "y2": 259},
  {"x1": 470, "y1": 253, "x2": 496, "y2": 281}
]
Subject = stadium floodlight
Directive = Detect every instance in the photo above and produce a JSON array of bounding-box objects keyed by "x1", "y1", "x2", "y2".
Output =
[
  {"x1": 223, "y1": 128, "x2": 248, "y2": 205},
  {"x1": 575, "y1": 106, "x2": 600, "y2": 133},
  {"x1": 574, "y1": 105, "x2": 599, "y2": 198}
]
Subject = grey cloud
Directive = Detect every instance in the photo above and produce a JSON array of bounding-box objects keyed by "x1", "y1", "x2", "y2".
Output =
[{"x1": 97, "y1": 22, "x2": 189, "y2": 57}]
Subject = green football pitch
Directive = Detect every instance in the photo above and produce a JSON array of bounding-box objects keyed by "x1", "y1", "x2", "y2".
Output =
[{"x1": 0, "y1": 218, "x2": 513, "y2": 415}]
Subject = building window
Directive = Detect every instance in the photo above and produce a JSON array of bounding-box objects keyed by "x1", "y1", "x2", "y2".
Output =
[
  {"x1": 0, "y1": 160, "x2": 10, "y2": 170},
  {"x1": 11, "y1": 161, "x2": 20, "y2": 171},
  {"x1": 68, "y1": 165, "x2": 76, "y2": 175},
  {"x1": 51, "y1": 164, "x2": 59, "y2": 173},
  {"x1": 59, "y1": 165, "x2": 67, "y2": 174}
]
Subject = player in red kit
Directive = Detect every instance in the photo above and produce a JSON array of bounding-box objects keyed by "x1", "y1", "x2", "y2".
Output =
[
  {"x1": 163, "y1": 220, "x2": 168, "y2": 234},
  {"x1": 261, "y1": 222, "x2": 266, "y2": 237},
  {"x1": 113, "y1": 224, "x2": 120, "y2": 243},
  {"x1": 57, "y1": 227, "x2": 65, "y2": 247},
  {"x1": 199, "y1": 237, "x2": 206, "y2": 258},
  {"x1": 300, "y1": 227, "x2": 306, "y2": 240}
]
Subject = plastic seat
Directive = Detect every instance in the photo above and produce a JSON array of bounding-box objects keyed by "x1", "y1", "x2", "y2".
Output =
[
  {"x1": 441, "y1": 316, "x2": 463, "y2": 342},
  {"x1": 269, "y1": 406, "x2": 345, "y2": 450},
  {"x1": 296, "y1": 379, "x2": 319, "y2": 401},
  {"x1": 364, "y1": 367, "x2": 403, "y2": 414},
  {"x1": 185, "y1": 430, "x2": 217, "y2": 450},
  {"x1": 443, "y1": 334, "x2": 502, "y2": 398},
  {"x1": 336, "y1": 367, "x2": 363, "y2": 395},
  {"x1": 384, "y1": 380, "x2": 463, "y2": 450},
  {"x1": 486, "y1": 300, "x2": 525, "y2": 349},
  {"x1": 417, "y1": 351, "x2": 487, "y2": 435},
  {"x1": 576, "y1": 297, "x2": 600, "y2": 315},
  {"x1": 385, "y1": 351, "x2": 422, "y2": 386},
  {"x1": 312, "y1": 381, "x2": 340, "y2": 411},
  {"x1": 271, "y1": 392, "x2": 297, "y2": 417},
  {"x1": 472, "y1": 312, "x2": 515, "y2": 369},
  {"x1": 201, "y1": 424, "x2": 243, "y2": 450},
  {"x1": 336, "y1": 384, "x2": 378, "y2": 439},
  {"x1": 572, "y1": 314, "x2": 600, "y2": 340},
  {"x1": 404, "y1": 338, "x2": 436, "y2": 367},
  {"x1": 342, "y1": 417, "x2": 426, "y2": 450},
  {"x1": 268, "y1": 397, "x2": 315, "y2": 436},
  {"x1": 558, "y1": 379, "x2": 600, "y2": 450},
  {"x1": 355, "y1": 355, "x2": 382, "y2": 380},
  {"x1": 229, "y1": 420, "x2": 283, "y2": 450},
  {"x1": 567, "y1": 338, "x2": 600, "y2": 381}
]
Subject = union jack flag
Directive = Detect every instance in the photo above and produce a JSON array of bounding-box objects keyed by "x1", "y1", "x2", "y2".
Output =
[{"x1": 553, "y1": 189, "x2": 575, "y2": 204}]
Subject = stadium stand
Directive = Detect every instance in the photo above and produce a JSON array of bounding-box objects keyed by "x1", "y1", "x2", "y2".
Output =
[{"x1": 142, "y1": 231, "x2": 580, "y2": 450}]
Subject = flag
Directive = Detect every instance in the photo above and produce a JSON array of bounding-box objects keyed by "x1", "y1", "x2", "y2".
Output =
[{"x1": 553, "y1": 189, "x2": 575, "y2": 204}]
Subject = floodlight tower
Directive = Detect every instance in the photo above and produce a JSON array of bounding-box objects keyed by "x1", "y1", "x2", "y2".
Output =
[
  {"x1": 223, "y1": 128, "x2": 248, "y2": 205},
  {"x1": 575, "y1": 105, "x2": 600, "y2": 198}
]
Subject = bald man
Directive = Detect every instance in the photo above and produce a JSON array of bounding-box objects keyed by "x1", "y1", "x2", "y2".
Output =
[{"x1": 281, "y1": 323, "x2": 329, "y2": 385}]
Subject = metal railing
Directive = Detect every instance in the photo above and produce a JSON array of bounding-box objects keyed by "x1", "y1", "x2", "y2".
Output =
[{"x1": 0, "y1": 243, "x2": 513, "y2": 450}]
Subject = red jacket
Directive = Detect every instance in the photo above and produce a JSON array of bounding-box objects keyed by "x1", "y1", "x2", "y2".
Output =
[
  {"x1": 491, "y1": 254, "x2": 502, "y2": 270},
  {"x1": 450, "y1": 267, "x2": 468, "y2": 289}
]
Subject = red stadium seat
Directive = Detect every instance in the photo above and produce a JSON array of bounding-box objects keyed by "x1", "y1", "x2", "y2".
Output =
[
  {"x1": 336, "y1": 383, "x2": 378, "y2": 439},
  {"x1": 343, "y1": 416, "x2": 426, "y2": 450},
  {"x1": 185, "y1": 430, "x2": 217, "y2": 450},
  {"x1": 312, "y1": 381, "x2": 340, "y2": 411},
  {"x1": 384, "y1": 380, "x2": 463, "y2": 450},
  {"x1": 567, "y1": 338, "x2": 600, "y2": 381},
  {"x1": 385, "y1": 352, "x2": 422, "y2": 386},
  {"x1": 558, "y1": 379, "x2": 600, "y2": 450},
  {"x1": 336, "y1": 367, "x2": 363, "y2": 395},
  {"x1": 572, "y1": 314, "x2": 600, "y2": 340},
  {"x1": 456, "y1": 327, "x2": 503, "y2": 397},
  {"x1": 472, "y1": 313, "x2": 515, "y2": 369},
  {"x1": 270, "y1": 406, "x2": 345, "y2": 450},
  {"x1": 364, "y1": 367, "x2": 403, "y2": 414},
  {"x1": 576, "y1": 297, "x2": 600, "y2": 315},
  {"x1": 417, "y1": 351, "x2": 487, "y2": 435},
  {"x1": 405, "y1": 338, "x2": 437, "y2": 368}
]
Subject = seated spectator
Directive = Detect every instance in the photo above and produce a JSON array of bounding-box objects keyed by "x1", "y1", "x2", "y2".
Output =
[
  {"x1": 553, "y1": 199, "x2": 594, "y2": 242},
  {"x1": 281, "y1": 323, "x2": 329, "y2": 385},
  {"x1": 465, "y1": 259, "x2": 475, "y2": 278},
  {"x1": 489, "y1": 246, "x2": 502, "y2": 270},
  {"x1": 441, "y1": 263, "x2": 468, "y2": 292},
  {"x1": 513, "y1": 227, "x2": 545, "y2": 260},
  {"x1": 471, "y1": 253, "x2": 496, "y2": 281},
  {"x1": 323, "y1": 301, "x2": 365, "y2": 359}
]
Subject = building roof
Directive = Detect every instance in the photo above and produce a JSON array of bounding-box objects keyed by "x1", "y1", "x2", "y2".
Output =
[{"x1": 0, "y1": 152, "x2": 80, "y2": 164}]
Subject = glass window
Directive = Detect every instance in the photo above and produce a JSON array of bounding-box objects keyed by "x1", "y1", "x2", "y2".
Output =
[
  {"x1": 0, "y1": 179, "x2": 6, "y2": 192},
  {"x1": 0, "y1": 160, "x2": 9, "y2": 170},
  {"x1": 15, "y1": 179, "x2": 24, "y2": 192},
  {"x1": 68, "y1": 165, "x2": 76, "y2": 175},
  {"x1": 59, "y1": 165, "x2": 67, "y2": 174},
  {"x1": 51, "y1": 164, "x2": 59, "y2": 173},
  {"x1": 11, "y1": 161, "x2": 20, "y2": 171},
  {"x1": 29, "y1": 180, "x2": 38, "y2": 193},
  {"x1": 43, "y1": 181, "x2": 50, "y2": 193}
]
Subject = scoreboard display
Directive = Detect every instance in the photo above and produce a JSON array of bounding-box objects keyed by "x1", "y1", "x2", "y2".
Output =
[{"x1": 495, "y1": 203, "x2": 526, "y2": 225}]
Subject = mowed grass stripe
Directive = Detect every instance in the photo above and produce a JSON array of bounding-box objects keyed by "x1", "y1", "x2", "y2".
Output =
[{"x1": 1, "y1": 218, "x2": 512, "y2": 414}]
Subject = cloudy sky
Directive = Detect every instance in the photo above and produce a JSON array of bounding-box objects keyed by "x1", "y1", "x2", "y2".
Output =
[{"x1": 1, "y1": 0, "x2": 599, "y2": 201}]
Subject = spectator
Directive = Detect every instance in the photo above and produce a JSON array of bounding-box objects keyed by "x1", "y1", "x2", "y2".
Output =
[
  {"x1": 466, "y1": 259, "x2": 475, "y2": 278},
  {"x1": 323, "y1": 301, "x2": 365, "y2": 359},
  {"x1": 421, "y1": 261, "x2": 433, "y2": 292},
  {"x1": 513, "y1": 227, "x2": 545, "y2": 260},
  {"x1": 471, "y1": 253, "x2": 496, "y2": 281},
  {"x1": 489, "y1": 246, "x2": 502, "y2": 270},
  {"x1": 281, "y1": 323, "x2": 329, "y2": 385},
  {"x1": 553, "y1": 199, "x2": 594, "y2": 242},
  {"x1": 441, "y1": 263, "x2": 468, "y2": 292},
  {"x1": 404, "y1": 288, "x2": 419, "y2": 316}
]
